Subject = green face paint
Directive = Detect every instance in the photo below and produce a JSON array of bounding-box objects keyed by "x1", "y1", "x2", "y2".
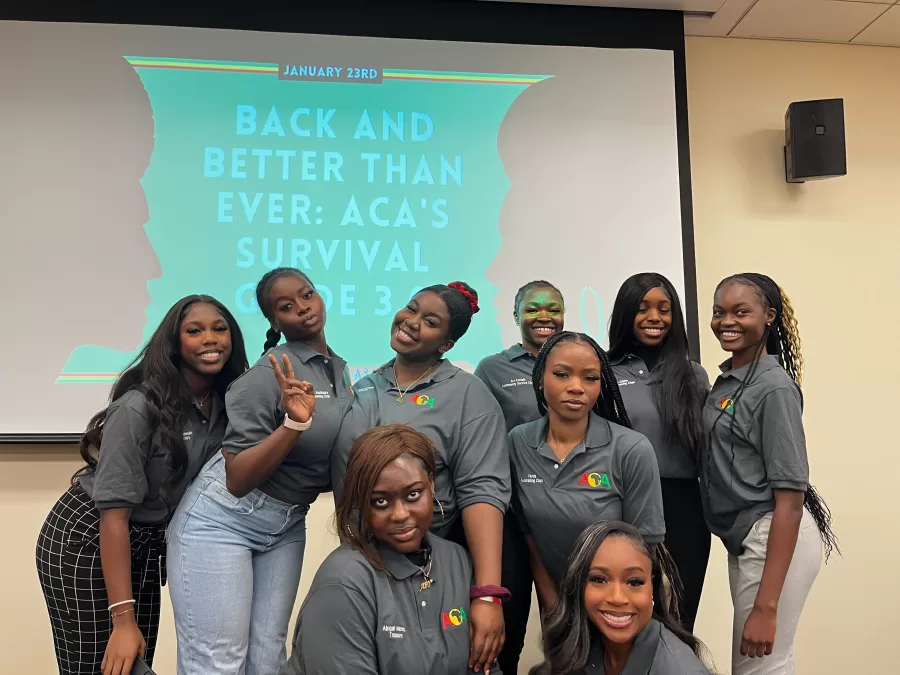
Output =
[{"x1": 518, "y1": 286, "x2": 564, "y2": 347}]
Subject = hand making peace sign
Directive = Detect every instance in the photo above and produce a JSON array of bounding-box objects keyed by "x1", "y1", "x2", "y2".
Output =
[{"x1": 269, "y1": 353, "x2": 316, "y2": 424}]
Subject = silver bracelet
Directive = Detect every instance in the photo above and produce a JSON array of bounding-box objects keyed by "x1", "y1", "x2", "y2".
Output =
[{"x1": 108, "y1": 599, "x2": 136, "y2": 612}]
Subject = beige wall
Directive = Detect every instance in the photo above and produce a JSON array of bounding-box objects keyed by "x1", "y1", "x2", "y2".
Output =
[
  {"x1": 3, "y1": 36, "x2": 899, "y2": 673},
  {"x1": 687, "y1": 36, "x2": 900, "y2": 674}
]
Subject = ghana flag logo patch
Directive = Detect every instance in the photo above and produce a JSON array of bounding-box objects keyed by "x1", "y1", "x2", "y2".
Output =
[{"x1": 718, "y1": 397, "x2": 735, "y2": 413}]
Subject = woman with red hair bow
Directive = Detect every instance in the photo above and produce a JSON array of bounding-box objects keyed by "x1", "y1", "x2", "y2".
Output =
[{"x1": 331, "y1": 282, "x2": 511, "y2": 674}]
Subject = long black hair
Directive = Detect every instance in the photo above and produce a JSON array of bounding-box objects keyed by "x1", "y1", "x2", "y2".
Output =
[
  {"x1": 533, "y1": 331, "x2": 631, "y2": 428},
  {"x1": 608, "y1": 272, "x2": 705, "y2": 458},
  {"x1": 711, "y1": 273, "x2": 838, "y2": 560},
  {"x1": 75, "y1": 295, "x2": 248, "y2": 503},
  {"x1": 534, "y1": 521, "x2": 709, "y2": 675},
  {"x1": 255, "y1": 267, "x2": 314, "y2": 356}
]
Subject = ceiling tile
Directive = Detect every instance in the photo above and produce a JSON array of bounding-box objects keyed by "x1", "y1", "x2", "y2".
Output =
[
  {"x1": 730, "y1": 0, "x2": 889, "y2": 42},
  {"x1": 853, "y1": 6, "x2": 900, "y2": 46},
  {"x1": 684, "y1": 0, "x2": 757, "y2": 36}
]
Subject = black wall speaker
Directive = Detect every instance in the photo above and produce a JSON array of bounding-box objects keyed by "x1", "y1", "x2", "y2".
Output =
[{"x1": 784, "y1": 98, "x2": 846, "y2": 183}]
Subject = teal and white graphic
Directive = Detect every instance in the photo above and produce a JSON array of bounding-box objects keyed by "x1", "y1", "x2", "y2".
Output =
[{"x1": 59, "y1": 59, "x2": 550, "y2": 383}]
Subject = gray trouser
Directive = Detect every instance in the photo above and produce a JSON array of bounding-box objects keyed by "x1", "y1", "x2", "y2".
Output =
[{"x1": 728, "y1": 508, "x2": 822, "y2": 675}]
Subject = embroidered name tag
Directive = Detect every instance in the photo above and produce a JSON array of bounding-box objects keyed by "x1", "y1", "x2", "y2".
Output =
[{"x1": 382, "y1": 624, "x2": 406, "y2": 639}]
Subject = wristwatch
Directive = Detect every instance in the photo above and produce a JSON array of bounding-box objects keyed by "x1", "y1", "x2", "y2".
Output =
[{"x1": 283, "y1": 413, "x2": 312, "y2": 432}]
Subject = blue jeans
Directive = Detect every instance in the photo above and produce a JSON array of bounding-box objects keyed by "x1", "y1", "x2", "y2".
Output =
[{"x1": 167, "y1": 454, "x2": 308, "y2": 675}]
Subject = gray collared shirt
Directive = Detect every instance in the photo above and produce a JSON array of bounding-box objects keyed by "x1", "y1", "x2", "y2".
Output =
[
  {"x1": 331, "y1": 358, "x2": 510, "y2": 536},
  {"x1": 700, "y1": 355, "x2": 809, "y2": 555},
  {"x1": 281, "y1": 533, "x2": 501, "y2": 675},
  {"x1": 585, "y1": 619, "x2": 712, "y2": 674},
  {"x1": 223, "y1": 341, "x2": 354, "y2": 506},
  {"x1": 474, "y1": 344, "x2": 540, "y2": 432},
  {"x1": 78, "y1": 388, "x2": 226, "y2": 523},
  {"x1": 611, "y1": 355, "x2": 710, "y2": 479},
  {"x1": 508, "y1": 412, "x2": 665, "y2": 585}
]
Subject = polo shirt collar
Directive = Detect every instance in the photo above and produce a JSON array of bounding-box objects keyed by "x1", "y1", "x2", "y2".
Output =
[
  {"x1": 377, "y1": 358, "x2": 457, "y2": 386},
  {"x1": 590, "y1": 618, "x2": 662, "y2": 674},
  {"x1": 374, "y1": 532, "x2": 434, "y2": 580},
  {"x1": 718, "y1": 354, "x2": 781, "y2": 382},
  {"x1": 284, "y1": 340, "x2": 333, "y2": 364},
  {"x1": 525, "y1": 412, "x2": 612, "y2": 452},
  {"x1": 609, "y1": 351, "x2": 631, "y2": 366},
  {"x1": 505, "y1": 344, "x2": 534, "y2": 362},
  {"x1": 203, "y1": 391, "x2": 225, "y2": 426}
]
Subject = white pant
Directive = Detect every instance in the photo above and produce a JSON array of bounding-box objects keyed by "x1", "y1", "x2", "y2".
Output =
[{"x1": 728, "y1": 508, "x2": 822, "y2": 675}]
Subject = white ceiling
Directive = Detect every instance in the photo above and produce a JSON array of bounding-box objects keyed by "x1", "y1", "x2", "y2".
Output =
[{"x1": 485, "y1": 0, "x2": 900, "y2": 47}]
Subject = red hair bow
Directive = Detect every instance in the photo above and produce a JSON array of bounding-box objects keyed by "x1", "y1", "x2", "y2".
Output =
[{"x1": 448, "y1": 282, "x2": 480, "y2": 314}]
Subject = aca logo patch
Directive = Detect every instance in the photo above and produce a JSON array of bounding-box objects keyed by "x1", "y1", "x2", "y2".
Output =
[
  {"x1": 578, "y1": 472, "x2": 611, "y2": 488},
  {"x1": 408, "y1": 394, "x2": 435, "y2": 408},
  {"x1": 718, "y1": 397, "x2": 735, "y2": 413},
  {"x1": 441, "y1": 607, "x2": 467, "y2": 630}
]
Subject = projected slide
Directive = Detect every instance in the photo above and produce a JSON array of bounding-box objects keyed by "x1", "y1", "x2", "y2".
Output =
[
  {"x1": 0, "y1": 22, "x2": 686, "y2": 435},
  {"x1": 62, "y1": 58, "x2": 546, "y2": 384}
]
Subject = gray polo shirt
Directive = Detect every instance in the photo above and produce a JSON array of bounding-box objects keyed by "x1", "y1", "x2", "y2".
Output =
[
  {"x1": 223, "y1": 341, "x2": 353, "y2": 505},
  {"x1": 474, "y1": 344, "x2": 540, "y2": 432},
  {"x1": 700, "y1": 355, "x2": 809, "y2": 556},
  {"x1": 611, "y1": 355, "x2": 710, "y2": 479},
  {"x1": 330, "y1": 359, "x2": 510, "y2": 536},
  {"x1": 78, "y1": 388, "x2": 226, "y2": 523},
  {"x1": 509, "y1": 413, "x2": 665, "y2": 585},
  {"x1": 281, "y1": 533, "x2": 501, "y2": 675},
  {"x1": 584, "y1": 618, "x2": 712, "y2": 674}
]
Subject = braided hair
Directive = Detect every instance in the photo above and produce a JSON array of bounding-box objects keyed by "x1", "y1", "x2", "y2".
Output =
[
  {"x1": 532, "y1": 331, "x2": 631, "y2": 428},
  {"x1": 711, "y1": 273, "x2": 838, "y2": 560},
  {"x1": 254, "y1": 267, "x2": 314, "y2": 356}
]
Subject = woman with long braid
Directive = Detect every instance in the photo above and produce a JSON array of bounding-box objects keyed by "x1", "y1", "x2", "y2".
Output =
[
  {"x1": 168, "y1": 267, "x2": 354, "y2": 675},
  {"x1": 508, "y1": 331, "x2": 665, "y2": 613},
  {"x1": 702, "y1": 273, "x2": 837, "y2": 675}
]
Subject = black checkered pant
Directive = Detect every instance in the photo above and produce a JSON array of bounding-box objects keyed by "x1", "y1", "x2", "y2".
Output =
[{"x1": 35, "y1": 483, "x2": 167, "y2": 675}]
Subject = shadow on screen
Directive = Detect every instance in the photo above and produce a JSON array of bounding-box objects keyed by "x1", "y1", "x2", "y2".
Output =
[
  {"x1": 5, "y1": 47, "x2": 160, "y2": 383},
  {"x1": 487, "y1": 74, "x2": 642, "y2": 346}
]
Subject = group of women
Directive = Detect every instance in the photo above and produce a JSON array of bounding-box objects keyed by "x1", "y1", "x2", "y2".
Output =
[{"x1": 35, "y1": 267, "x2": 837, "y2": 675}]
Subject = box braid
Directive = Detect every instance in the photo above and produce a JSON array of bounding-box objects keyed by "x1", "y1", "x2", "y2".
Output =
[
  {"x1": 709, "y1": 273, "x2": 838, "y2": 560},
  {"x1": 531, "y1": 331, "x2": 631, "y2": 428},
  {"x1": 255, "y1": 267, "x2": 314, "y2": 356}
]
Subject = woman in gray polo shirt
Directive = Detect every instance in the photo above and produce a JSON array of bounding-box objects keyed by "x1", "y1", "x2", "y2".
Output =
[
  {"x1": 701, "y1": 273, "x2": 838, "y2": 675},
  {"x1": 168, "y1": 268, "x2": 354, "y2": 675},
  {"x1": 36, "y1": 295, "x2": 247, "y2": 675},
  {"x1": 474, "y1": 279, "x2": 564, "y2": 675},
  {"x1": 283, "y1": 424, "x2": 501, "y2": 675},
  {"x1": 531, "y1": 521, "x2": 712, "y2": 674},
  {"x1": 608, "y1": 272, "x2": 710, "y2": 631},
  {"x1": 331, "y1": 282, "x2": 510, "y2": 674},
  {"x1": 508, "y1": 331, "x2": 665, "y2": 612}
]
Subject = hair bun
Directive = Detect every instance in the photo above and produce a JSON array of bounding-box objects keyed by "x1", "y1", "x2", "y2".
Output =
[{"x1": 448, "y1": 281, "x2": 480, "y2": 315}]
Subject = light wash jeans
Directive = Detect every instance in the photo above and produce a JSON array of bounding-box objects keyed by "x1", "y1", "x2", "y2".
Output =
[
  {"x1": 729, "y1": 508, "x2": 822, "y2": 675},
  {"x1": 167, "y1": 454, "x2": 308, "y2": 675}
]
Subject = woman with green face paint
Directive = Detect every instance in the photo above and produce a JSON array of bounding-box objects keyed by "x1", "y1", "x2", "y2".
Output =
[{"x1": 474, "y1": 280, "x2": 564, "y2": 675}]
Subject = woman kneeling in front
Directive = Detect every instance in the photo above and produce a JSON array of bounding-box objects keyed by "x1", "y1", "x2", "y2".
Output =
[
  {"x1": 531, "y1": 521, "x2": 712, "y2": 675},
  {"x1": 281, "y1": 424, "x2": 502, "y2": 675}
]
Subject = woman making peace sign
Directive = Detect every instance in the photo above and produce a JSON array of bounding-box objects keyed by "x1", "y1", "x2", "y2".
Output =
[{"x1": 167, "y1": 267, "x2": 354, "y2": 675}]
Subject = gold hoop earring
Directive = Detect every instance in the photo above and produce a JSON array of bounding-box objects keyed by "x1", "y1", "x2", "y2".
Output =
[{"x1": 436, "y1": 499, "x2": 445, "y2": 525}]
